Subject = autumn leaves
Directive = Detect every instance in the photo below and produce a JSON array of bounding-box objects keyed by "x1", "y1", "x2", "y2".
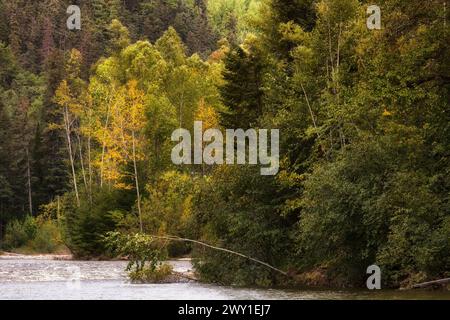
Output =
[{"x1": 52, "y1": 29, "x2": 223, "y2": 230}]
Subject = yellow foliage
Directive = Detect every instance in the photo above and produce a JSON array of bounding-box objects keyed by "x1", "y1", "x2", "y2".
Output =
[
  {"x1": 383, "y1": 109, "x2": 393, "y2": 116},
  {"x1": 195, "y1": 98, "x2": 219, "y2": 131}
]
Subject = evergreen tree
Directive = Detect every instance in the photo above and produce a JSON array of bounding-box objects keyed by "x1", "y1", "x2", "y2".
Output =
[
  {"x1": 220, "y1": 46, "x2": 264, "y2": 129},
  {"x1": 37, "y1": 50, "x2": 70, "y2": 204},
  {"x1": 0, "y1": 102, "x2": 13, "y2": 238}
]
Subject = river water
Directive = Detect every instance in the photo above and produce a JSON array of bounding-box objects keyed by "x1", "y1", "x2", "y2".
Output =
[{"x1": 0, "y1": 255, "x2": 449, "y2": 300}]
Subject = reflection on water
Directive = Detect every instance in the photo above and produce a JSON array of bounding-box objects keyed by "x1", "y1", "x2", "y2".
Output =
[{"x1": 0, "y1": 255, "x2": 449, "y2": 300}]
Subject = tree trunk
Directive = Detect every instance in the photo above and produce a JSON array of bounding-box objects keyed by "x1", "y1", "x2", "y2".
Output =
[
  {"x1": 100, "y1": 109, "x2": 110, "y2": 188},
  {"x1": 87, "y1": 134, "x2": 93, "y2": 204},
  {"x1": 64, "y1": 106, "x2": 80, "y2": 206},
  {"x1": 412, "y1": 278, "x2": 450, "y2": 289},
  {"x1": 132, "y1": 131, "x2": 143, "y2": 232},
  {"x1": 77, "y1": 133, "x2": 88, "y2": 192},
  {"x1": 26, "y1": 148, "x2": 33, "y2": 215}
]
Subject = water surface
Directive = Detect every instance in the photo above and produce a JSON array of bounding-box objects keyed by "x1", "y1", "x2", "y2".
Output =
[{"x1": 0, "y1": 255, "x2": 448, "y2": 300}]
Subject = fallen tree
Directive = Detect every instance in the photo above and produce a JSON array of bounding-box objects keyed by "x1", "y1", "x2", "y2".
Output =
[
  {"x1": 412, "y1": 278, "x2": 450, "y2": 289},
  {"x1": 104, "y1": 232, "x2": 292, "y2": 284},
  {"x1": 149, "y1": 234, "x2": 290, "y2": 278}
]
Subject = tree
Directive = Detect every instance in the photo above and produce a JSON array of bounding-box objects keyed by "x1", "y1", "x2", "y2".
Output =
[
  {"x1": 220, "y1": 45, "x2": 264, "y2": 129},
  {"x1": 257, "y1": 0, "x2": 317, "y2": 60},
  {"x1": 0, "y1": 43, "x2": 45, "y2": 219},
  {"x1": 155, "y1": 27, "x2": 187, "y2": 66},
  {"x1": 192, "y1": 165, "x2": 294, "y2": 286},
  {"x1": 107, "y1": 19, "x2": 131, "y2": 55},
  {"x1": 101, "y1": 80, "x2": 146, "y2": 232},
  {"x1": 54, "y1": 49, "x2": 87, "y2": 207},
  {"x1": 0, "y1": 103, "x2": 13, "y2": 238}
]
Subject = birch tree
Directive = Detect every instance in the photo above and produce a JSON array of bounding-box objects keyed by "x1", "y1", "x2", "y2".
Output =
[{"x1": 101, "y1": 80, "x2": 146, "y2": 232}]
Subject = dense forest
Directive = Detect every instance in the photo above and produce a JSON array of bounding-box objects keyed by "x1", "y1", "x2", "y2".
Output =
[{"x1": 0, "y1": 0, "x2": 449, "y2": 289}]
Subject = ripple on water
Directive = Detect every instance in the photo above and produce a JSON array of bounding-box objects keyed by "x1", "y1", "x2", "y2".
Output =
[{"x1": 1, "y1": 256, "x2": 449, "y2": 300}]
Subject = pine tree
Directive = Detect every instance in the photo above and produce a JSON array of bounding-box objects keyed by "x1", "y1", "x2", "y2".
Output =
[
  {"x1": 270, "y1": 0, "x2": 316, "y2": 31},
  {"x1": 0, "y1": 102, "x2": 13, "y2": 214},
  {"x1": 220, "y1": 46, "x2": 264, "y2": 129},
  {"x1": 260, "y1": 0, "x2": 317, "y2": 60},
  {"x1": 38, "y1": 50, "x2": 69, "y2": 204},
  {"x1": 8, "y1": 100, "x2": 32, "y2": 214}
]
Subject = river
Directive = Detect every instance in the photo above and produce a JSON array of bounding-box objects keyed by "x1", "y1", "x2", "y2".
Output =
[{"x1": 0, "y1": 255, "x2": 448, "y2": 300}]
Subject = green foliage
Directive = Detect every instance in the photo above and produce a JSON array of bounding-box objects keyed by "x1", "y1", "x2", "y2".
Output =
[
  {"x1": 105, "y1": 232, "x2": 166, "y2": 271},
  {"x1": 375, "y1": 172, "x2": 450, "y2": 287},
  {"x1": 63, "y1": 188, "x2": 128, "y2": 258},
  {"x1": 107, "y1": 19, "x2": 131, "y2": 54},
  {"x1": 0, "y1": 42, "x2": 18, "y2": 87},
  {"x1": 190, "y1": 0, "x2": 450, "y2": 288},
  {"x1": 2, "y1": 216, "x2": 37, "y2": 249},
  {"x1": 128, "y1": 263, "x2": 174, "y2": 283},
  {"x1": 0, "y1": 42, "x2": 46, "y2": 225},
  {"x1": 1, "y1": 215, "x2": 63, "y2": 253},
  {"x1": 28, "y1": 219, "x2": 62, "y2": 253},
  {"x1": 207, "y1": 0, "x2": 262, "y2": 43},
  {"x1": 141, "y1": 171, "x2": 196, "y2": 256},
  {"x1": 191, "y1": 165, "x2": 295, "y2": 286},
  {"x1": 296, "y1": 124, "x2": 446, "y2": 286},
  {"x1": 104, "y1": 232, "x2": 172, "y2": 283},
  {"x1": 137, "y1": 0, "x2": 218, "y2": 57},
  {"x1": 220, "y1": 45, "x2": 264, "y2": 129},
  {"x1": 0, "y1": 0, "x2": 448, "y2": 291}
]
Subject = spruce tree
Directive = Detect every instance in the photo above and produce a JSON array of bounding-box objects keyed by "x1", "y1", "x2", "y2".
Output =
[{"x1": 220, "y1": 46, "x2": 264, "y2": 129}]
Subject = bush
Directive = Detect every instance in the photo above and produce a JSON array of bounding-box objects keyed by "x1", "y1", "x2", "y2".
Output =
[
  {"x1": 105, "y1": 232, "x2": 172, "y2": 283},
  {"x1": 105, "y1": 232, "x2": 167, "y2": 271},
  {"x1": 129, "y1": 263, "x2": 174, "y2": 283},
  {"x1": 29, "y1": 220, "x2": 61, "y2": 253},
  {"x1": 2, "y1": 216, "x2": 37, "y2": 250},
  {"x1": 297, "y1": 129, "x2": 450, "y2": 288},
  {"x1": 63, "y1": 188, "x2": 132, "y2": 258},
  {"x1": 141, "y1": 171, "x2": 196, "y2": 257},
  {"x1": 1, "y1": 215, "x2": 63, "y2": 253},
  {"x1": 191, "y1": 165, "x2": 295, "y2": 287}
]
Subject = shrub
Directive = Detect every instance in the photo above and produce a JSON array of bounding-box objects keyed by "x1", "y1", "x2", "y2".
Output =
[
  {"x1": 29, "y1": 220, "x2": 61, "y2": 253},
  {"x1": 191, "y1": 165, "x2": 294, "y2": 287},
  {"x1": 297, "y1": 130, "x2": 450, "y2": 288},
  {"x1": 129, "y1": 263, "x2": 174, "y2": 283},
  {"x1": 63, "y1": 188, "x2": 132, "y2": 258},
  {"x1": 105, "y1": 232, "x2": 167, "y2": 270},
  {"x1": 2, "y1": 216, "x2": 37, "y2": 250},
  {"x1": 105, "y1": 232, "x2": 172, "y2": 283},
  {"x1": 1, "y1": 215, "x2": 63, "y2": 253},
  {"x1": 141, "y1": 171, "x2": 196, "y2": 257}
]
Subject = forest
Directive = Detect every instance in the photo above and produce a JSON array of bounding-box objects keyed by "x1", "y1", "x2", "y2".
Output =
[{"x1": 0, "y1": 0, "x2": 449, "y2": 289}]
